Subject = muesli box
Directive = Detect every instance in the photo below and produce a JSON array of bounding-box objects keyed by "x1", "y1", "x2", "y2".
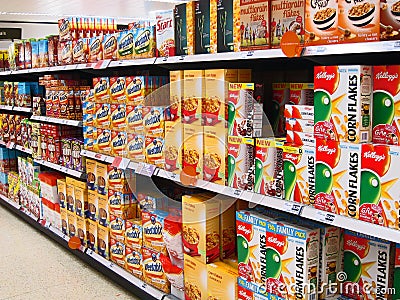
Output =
[
  {"x1": 156, "y1": 10, "x2": 175, "y2": 57},
  {"x1": 183, "y1": 124, "x2": 203, "y2": 179},
  {"x1": 165, "y1": 121, "x2": 182, "y2": 173},
  {"x1": 207, "y1": 262, "x2": 238, "y2": 299},
  {"x1": 314, "y1": 65, "x2": 373, "y2": 143},
  {"x1": 174, "y1": 2, "x2": 195, "y2": 56}
]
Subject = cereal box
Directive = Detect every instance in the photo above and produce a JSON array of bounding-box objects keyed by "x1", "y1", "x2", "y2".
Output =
[
  {"x1": 315, "y1": 140, "x2": 362, "y2": 218},
  {"x1": 240, "y1": 0, "x2": 270, "y2": 51},
  {"x1": 127, "y1": 133, "x2": 145, "y2": 162},
  {"x1": 88, "y1": 190, "x2": 98, "y2": 221},
  {"x1": 93, "y1": 77, "x2": 110, "y2": 103},
  {"x1": 156, "y1": 10, "x2": 175, "y2": 57},
  {"x1": 109, "y1": 77, "x2": 127, "y2": 104},
  {"x1": 219, "y1": 196, "x2": 237, "y2": 259},
  {"x1": 286, "y1": 130, "x2": 315, "y2": 147},
  {"x1": 195, "y1": 0, "x2": 217, "y2": 54},
  {"x1": 110, "y1": 213, "x2": 125, "y2": 242},
  {"x1": 184, "y1": 254, "x2": 207, "y2": 300},
  {"x1": 204, "y1": 69, "x2": 238, "y2": 127},
  {"x1": 66, "y1": 177, "x2": 75, "y2": 212},
  {"x1": 381, "y1": 0, "x2": 400, "y2": 41},
  {"x1": 143, "y1": 106, "x2": 165, "y2": 137},
  {"x1": 111, "y1": 130, "x2": 127, "y2": 157},
  {"x1": 76, "y1": 215, "x2": 87, "y2": 247},
  {"x1": 203, "y1": 126, "x2": 227, "y2": 184},
  {"x1": 228, "y1": 83, "x2": 262, "y2": 137},
  {"x1": 117, "y1": 30, "x2": 134, "y2": 60},
  {"x1": 394, "y1": 243, "x2": 400, "y2": 300},
  {"x1": 134, "y1": 26, "x2": 156, "y2": 59},
  {"x1": 284, "y1": 104, "x2": 314, "y2": 120},
  {"x1": 268, "y1": 83, "x2": 289, "y2": 136},
  {"x1": 237, "y1": 278, "x2": 270, "y2": 300},
  {"x1": 372, "y1": 65, "x2": 400, "y2": 145},
  {"x1": 60, "y1": 206, "x2": 68, "y2": 235},
  {"x1": 95, "y1": 103, "x2": 111, "y2": 129},
  {"x1": 314, "y1": 65, "x2": 373, "y2": 143},
  {"x1": 254, "y1": 138, "x2": 285, "y2": 198},
  {"x1": 125, "y1": 218, "x2": 143, "y2": 251},
  {"x1": 169, "y1": 70, "x2": 183, "y2": 121},
  {"x1": 60, "y1": 41, "x2": 72, "y2": 65},
  {"x1": 110, "y1": 238, "x2": 125, "y2": 267},
  {"x1": 72, "y1": 38, "x2": 88, "y2": 64},
  {"x1": 126, "y1": 105, "x2": 144, "y2": 134},
  {"x1": 87, "y1": 219, "x2": 98, "y2": 252},
  {"x1": 217, "y1": 0, "x2": 241, "y2": 52},
  {"x1": 126, "y1": 76, "x2": 145, "y2": 106},
  {"x1": 74, "y1": 184, "x2": 88, "y2": 218},
  {"x1": 96, "y1": 128, "x2": 112, "y2": 154},
  {"x1": 107, "y1": 166, "x2": 129, "y2": 193},
  {"x1": 338, "y1": 0, "x2": 379, "y2": 43},
  {"x1": 165, "y1": 121, "x2": 182, "y2": 173},
  {"x1": 207, "y1": 262, "x2": 238, "y2": 299},
  {"x1": 183, "y1": 70, "x2": 204, "y2": 125},
  {"x1": 96, "y1": 162, "x2": 108, "y2": 196},
  {"x1": 289, "y1": 83, "x2": 314, "y2": 105},
  {"x1": 67, "y1": 210, "x2": 77, "y2": 237},
  {"x1": 145, "y1": 136, "x2": 165, "y2": 168},
  {"x1": 285, "y1": 118, "x2": 314, "y2": 133},
  {"x1": 125, "y1": 246, "x2": 143, "y2": 279},
  {"x1": 270, "y1": 0, "x2": 305, "y2": 48},
  {"x1": 88, "y1": 35, "x2": 103, "y2": 62},
  {"x1": 108, "y1": 190, "x2": 135, "y2": 219},
  {"x1": 57, "y1": 178, "x2": 67, "y2": 209},
  {"x1": 98, "y1": 193, "x2": 109, "y2": 227},
  {"x1": 228, "y1": 136, "x2": 255, "y2": 191},
  {"x1": 142, "y1": 210, "x2": 169, "y2": 254},
  {"x1": 182, "y1": 195, "x2": 220, "y2": 264},
  {"x1": 342, "y1": 231, "x2": 394, "y2": 300},
  {"x1": 183, "y1": 124, "x2": 203, "y2": 178},
  {"x1": 98, "y1": 224, "x2": 110, "y2": 259},
  {"x1": 102, "y1": 33, "x2": 118, "y2": 60},
  {"x1": 174, "y1": 2, "x2": 196, "y2": 56},
  {"x1": 143, "y1": 247, "x2": 171, "y2": 293},
  {"x1": 305, "y1": 0, "x2": 339, "y2": 45},
  {"x1": 86, "y1": 159, "x2": 97, "y2": 191},
  {"x1": 359, "y1": 144, "x2": 400, "y2": 229}
]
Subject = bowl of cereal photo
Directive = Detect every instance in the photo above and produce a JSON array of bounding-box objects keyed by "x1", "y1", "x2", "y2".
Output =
[
  {"x1": 183, "y1": 149, "x2": 200, "y2": 171},
  {"x1": 182, "y1": 97, "x2": 199, "y2": 123},
  {"x1": 313, "y1": 8, "x2": 337, "y2": 30},
  {"x1": 391, "y1": 1, "x2": 400, "y2": 21},
  {"x1": 203, "y1": 152, "x2": 222, "y2": 182},
  {"x1": 165, "y1": 145, "x2": 179, "y2": 171},
  {"x1": 202, "y1": 96, "x2": 221, "y2": 125},
  {"x1": 348, "y1": 3, "x2": 376, "y2": 27},
  {"x1": 182, "y1": 226, "x2": 200, "y2": 255}
]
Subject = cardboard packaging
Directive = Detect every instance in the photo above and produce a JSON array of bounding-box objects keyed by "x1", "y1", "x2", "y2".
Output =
[
  {"x1": 125, "y1": 246, "x2": 143, "y2": 279},
  {"x1": 219, "y1": 197, "x2": 237, "y2": 259},
  {"x1": 86, "y1": 159, "x2": 97, "y2": 191},
  {"x1": 60, "y1": 206, "x2": 68, "y2": 235},
  {"x1": 74, "y1": 183, "x2": 88, "y2": 218},
  {"x1": 95, "y1": 103, "x2": 111, "y2": 129},
  {"x1": 117, "y1": 30, "x2": 135, "y2": 60},
  {"x1": 96, "y1": 161, "x2": 108, "y2": 196},
  {"x1": 66, "y1": 210, "x2": 77, "y2": 237},
  {"x1": 286, "y1": 130, "x2": 315, "y2": 147},
  {"x1": 76, "y1": 215, "x2": 87, "y2": 247},
  {"x1": 286, "y1": 118, "x2": 315, "y2": 133},
  {"x1": 394, "y1": 244, "x2": 400, "y2": 300},
  {"x1": 195, "y1": 0, "x2": 217, "y2": 54},
  {"x1": 126, "y1": 105, "x2": 144, "y2": 134},
  {"x1": 314, "y1": 65, "x2": 373, "y2": 143},
  {"x1": 289, "y1": 83, "x2": 314, "y2": 105},
  {"x1": 109, "y1": 77, "x2": 127, "y2": 104},
  {"x1": 237, "y1": 277, "x2": 269, "y2": 300},
  {"x1": 156, "y1": 9, "x2": 176, "y2": 57},
  {"x1": 174, "y1": 2, "x2": 196, "y2": 56},
  {"x1": 126, "y1": 76, "x2": 145, "y2": 106},
  {"x1": 110, "y1": 130, "x2": 127, "y2": 157},
  {"x1": 217, "y1": 0, "x2": 240, "y2": 52},
  {"x1": 110, "y1": 237, "x2": 125, "y2": 267},
  {"x1": 142, "y1": 106, "x2": 165, "y2": 137},
  {"x1": 164, "y1": 121, "x2": 182, "y2": 173},
  {"x1": 125, "y1": 218, "x2": 143, "y2": 251},
  {"x1": 144, "y1": 136, "x2": 165, "y2": 168},
  {"x1": 169, "y1": 70, "x2": 184, "y2": 121},
  {"x1": 127, "y1": 133, "x2": 145, "y2": 162},
  {"x1": 203, "y1": 126, "x2": 227, "y2": 185},
  {"x1": 184, "y1": 254, "x2": 208, "y2": 300},
  {"x1": 57, "y1": 178, "x2": 67, "y2": 209},
  {"x1": 183, "y1": 124, "x2": 203, "y2": 178},
  {"x1": 143, "y1": 247, "x2": 171, "y2": 293},
  {"x1": 98, "y1": 193, "x2": 109, "y2": 227},
  {"x1": 133, "y1": 26, "x2": 156, "y2": 59},
  {"x1": 110, "y1": 104, "x2": 127, "y2": 132},
  {"x1": 284, "y1": 104, "x2": 314, "y2": 120},
  {"x1": 93, "y1": 77, "x2": 110, "y2": 103},
  {"x1": 183, "y1": 70, "x2": 204, "y2": 125},
  {"x1": 102, "y1": 33, "x2": 118, "y2": 60},
  {"x1": 97, "y1": 223, "x2": 110, "y2": 259},
  {"x1": 207, "y1": 262, "x2": 238, "y2": 299},
  {"x1": 142, "y1": 210, "x2": 169, "y2": 254},
  {"x1": 269, "y1": 83, "x2": 290, "y2": 137},
  {"x1": 66, "y1": 177, "x2": 75, "y2": 212},
  {"x1": 88, "y1": 190, "x2": 98, "y2": 221}
]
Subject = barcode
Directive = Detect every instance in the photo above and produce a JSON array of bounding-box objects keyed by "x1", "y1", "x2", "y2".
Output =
[
  {"x1": 361, "y1": 132, "x2": 368, "y2": 141},
  {"x1": 309, "y1": 293, "x2": 316, "y2": 300}
]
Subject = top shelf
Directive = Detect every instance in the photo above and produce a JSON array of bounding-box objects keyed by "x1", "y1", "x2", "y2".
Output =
[{"x1": 0, "y1": 40, "x2": 399, "y2": 77}]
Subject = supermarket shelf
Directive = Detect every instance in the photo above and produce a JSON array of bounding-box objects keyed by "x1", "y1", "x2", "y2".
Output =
[
  {"x1": 0, "y1": 194, "x2": 167, "y2": 300},
  {"x1": 15, "y1": 144, "x2": 33, "y2": 155},
  {"x1": 81, "y1": 149, "x2": 115, "y2": 164},
  {"x1": 31, "y1": 115, "x2": 83, "y2": 127},
  {"x1": 0, "y1": 105, "x2": 32, "y2": 113},
  {"x1": 109, "y1": 58, "x2": 157, "y2": 68},
  {"x1": 33, "y1": 159, "x2": 86, "y2": 179},
  {"x1": 0, "y1": 104, "x2": 14, "y2": 111}
]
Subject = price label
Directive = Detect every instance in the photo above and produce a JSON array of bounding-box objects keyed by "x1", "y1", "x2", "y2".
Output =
[
  {"x1": 168, "y1": 172, "x2": 178, "y2": 180},
  {"x1": 315, "y1": 210, "x2": 336, "y2": 224},
  {"x1": 111, "y1": 156, "x2": 130, "y2": 170},
  {"x1": 109, "y1": 263, "x2": 114, "y2": 268},
  {"x1": 93, "y1": 59, "x2": 112, "y2": 69},
  {"x1": 283, "y1": 201, "x2": 302, "y2": 215},
  {"x1": 6, "y1": 142, "x2": 15, "y2": 149},
  {"x1": 223, "y1": 186, "x2": 243, "y2": 198},
  {"x1": 94, "y1": 153, "x2": 105, "y2": 161},
  {"x1": 136, "y1": 162, "x2": 156, "y2": 177},
  {"x1": 87, "y1": 249, "x2": 94, "y2": 256}
]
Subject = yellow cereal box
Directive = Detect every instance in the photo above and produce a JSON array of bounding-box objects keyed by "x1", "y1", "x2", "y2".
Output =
[
  {"x1": 88, "y1": 190, "x2": 98, "y2": 221},
  {"x1": 219, "y1": 197, "x2": 236, "y2": 259},
  {"x1": 143, "y1": 247, "x2": 171, "y2": 293},
  {"x1": 76, "y1": 215, "x2": 87, "y2": 247},
  {"x1": 98, "y1": 193, "x2": 109, "y2": 227},
  {"x1": 165, "y1": 121, "x2": 182, "y2": 173},
  {"x1": 184, "y1": 254, "x2": 208, "y2": 300},
  {"x1": 110, "y1": 104, "x2": 126, "y2": 131},
  {"x1": 111, "y1": 130, "x2": 127, "y2": 157},
  {"x1": 142, "y1": 106, "x2": 165, "y2": 137},
  {"x1": 125, "y1": 218, "x2": 143, "y2": 251},
  {"x1": 125, "y1": 246, "x2": 143, "y2": 279},
  {"x1": 96, "y1": 161, "x2": 108, "y2": 196},
  {"x1": 109, "y1": 77, "x2": 127, "y2": 103},
  {"x1": 182, "y1": 194, "x2": 220, "y2": 264},
  {"x1": 87, "y1": 219, "x2": 98, "y2": 253},
  {"x1": 207, "y1": 262, "x2": 238, "y2": 300},
  {"x1": 126, "y1": 76, "x2": 145, "y2": 106},
  {"x1": 142, "y1": 210, "x2": 169, "y2": 254},
  {"x1": 110, "y1": 238, "x2": 125, "y2": 267},
  {"x1": 74, "y1": 185, "x2": 88, "y2": 218},
  {"x1": 95, "y1": 103, "x2": 111, "y2": 129},
  {"x1": 57, "y1": 178, "x2": 67, "y2": 209},
  {"x1": 203, "y1": 126, "x2": 227, "y2": 185},
  {"x1": 110, "y1": 213, "x2": 125, "y2": 242},
  {"x1": 183, "y1": 70, "x2": 204, "y2": 125},
  {"x1": 60, "y1": 206, "x2": 68, "y2": 235},
  {"x1": 126, "y1": 105, "x2": 144, "y2": 134},
  {"x1": 97, "y1": 223, "x2": 110, "y2": 260},
  {"x1": 127, "y1": 133, "x2": 146, "y2": 162},
  {"x1": 86, "y1": 159, "x2": 97, "y2": 191},
  {"x1": 66, "y1": 177, "x2": 75, "y2": 212},
  {"x1": 96, "y1": 128, "x2": 112, "y2": 154},
  {"x1": 183, "y1": 124, "x2": 203, "y2": 179},
  {"x1": 145, "y1": 136, "x2": 165, "y2": 168},
  {"x1": 93, "y1": 77, "x2": 110, "y2": 103},
  {"x1": 169, "y1": 70, "x2": 184, "y2": 120},
  {"x1": 67, "y1": 209, "x2": 77, "y2": 238}
]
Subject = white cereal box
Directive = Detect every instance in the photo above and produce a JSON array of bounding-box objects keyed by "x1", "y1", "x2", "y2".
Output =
[
  {"x1": 284, "y1": 104, "x2": 314, "y2": 120},
  {"x1": 156, "y1": 10, "x2": 175, "y2": 57}
]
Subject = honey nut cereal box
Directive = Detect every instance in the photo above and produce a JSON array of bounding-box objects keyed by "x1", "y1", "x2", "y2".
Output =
[
  {"x1": 96, "y1": 128, "x2": 112, "y2": 154},
  {"x1": 97, "y1": 223, "x2": 110, "y2": 260},
  {"x1": 127, "y1": 133, "x2": 145, "y2": 162},
  {"x1": 86, "y1": 159, "x2": 97, "y2": 191},
  {"x1": 228, "y1": 136, "x2": 255, "y2": 191},
  {"x1": 169, "y1": 70, "x2": 183, "y2": 121},
  {"x1": 289, "y1": 83, "x2": 314, "y2": 105},
  {"x1": 76, "y1": 215, "x2": 87, "y2": 247},
  {"x1": 95, "y1": 103, "x2": 111, "y2": 129},
  {"x1": 204, "y1": 69, "x2": 238, "y2": 127},
  {"x1": 98, "y1": 193, "x2": 109, "y2": 227},
  {"x1": 87, "y1": 190, "x2": 98, "y2": 221},
  {"x1": 57, "y1": 178, "x2": 67, "y2": 209},
  {"x1": 183, "y1": 70, "x2": 204, "y2": 125},
  {"x1": 93, "y1": 77, "x2": 110, "y2": 103},
  {"x1": 143, "y1": 247, "x2": 171, "y2": 293},
  {"x1": 164, "y1": 121, "x2": 182, "y2": 173},
  {"x1": 237, "y1": 277, "x2": 271, "y2": 300},
  {"x1": 109, "y1": 77, "x2": 127, "y2": 104},
  {"x1": 66, "y1": 177, "x2": 76, "y2": 213},
  {"x1": 207, "y1": 262, "x2": 238, "y2": 300},
  {"x1": 359, "y1": 144, "x2": 400, "y2": 229},
  {"x1": 125, "y1": 218, "x2": 143, "y2": 251},
  {"x1": 342, "y1": 230, "x2": 394, "y2": 300},
  {"x1": 394, "y1": 244, "x2": 400, "y2": 300},
  {"x1": 87, "y1": 219, "x2": 98, "y2": 253},
  {"x1": 338, "y1": 0, "x2": 380, "y2": 43},
  {"x1": 102, "y1": 33, "x2": 118, "y2": 60},
  {"x1": 286, "y1": 130, "x2": 315, "y2": 147},
  {"x1": 305, "y1": 0, "x2": 339, "y2": 45},
  {"x1": 285, "y1": 118, "x2": 315, "y2": 133},
  {"x1": 174, "y1": 2, "x2": 195, "y2": 56},
  {"x1": 182, "y1": 195, "x2": 220, "y2": 264},
  {"x1": 284, "y1": 104, "x2": 314, "y2": 120},
  {"x1": 142, "y1": 106, "x2": 165, "y2": 137},
  {"x1": 183, "y1": 124, "x2": 203, "y2": 179},
  {"x1": 194, "y1": 0, "x2": 217, "y2": 54},
  {"x1": 283, "y1": 144, "x2": 316, "y2": 205},
  {"x1": 156, "y1": 10, "x2": 175, "y2": 57},
  {"x1": 111, "y1": 130, "x2": 127, "y2": 157},
  {"x1": 315, "y1": 140, "x2": 362, "y2": 218},
  {"x1": 270, "y1": 0, "x2": 305, "y2": 48},
  {"x1": 125, "y1": 246, "x2": 143, "y2": 279},
  {"x1": 126, "y1": 76, "x2": 145, "y2": 106},
  {"x1": 372, "y1": 65, "x2": 400, "y2": 145},
  {"x1": 117, "y1": 30, "x2": 135, "y2": 60},
  {"x1": 314, "y1": 65, "x2": 373, "y2": 143},
  {"x1": 240, "y1": 0, "x2": 270, "y2": 51},
  {"x1": 184, "y1": 253, "x2": 208, "y2": 300},
  {"x1": 217, "y1": 0, "x2": 241, "y2": 53},
  {"x1": 96, "y1": 161, "x2": 108, "y2": 196},
  {"x1": 110, "y1": 237, "x2": 125, "y2": 268},
  {"x1": 269, "y1": 83, "x2": 290, "y2": 137},
  {"x1": 109, "y1": 213, "x2": 125, "y2": 242},
  {"x1": 203, "y1": 126, "x2": 227, "y2": 185},
  {"x1": 145, "y1": 136, "x2": 165, "y2": 168},
  {"x1": 74, "y1": 185, "x2": 88, "y2": 218},
  {"x1": 126, "y1": 105, "x2": 144, "y2": 134},
  {"x1": 66, "y1": 209, "x2": 77, "y2": 238}
]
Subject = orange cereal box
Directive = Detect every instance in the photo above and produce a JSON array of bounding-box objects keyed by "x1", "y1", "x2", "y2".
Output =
[
  {"x1": 143, "y1": 247, "x2": 171, "y2": 293},
  {"x1": 184, "y1": 254, "x2": 208, "y2": 300},
  {"x1": 95, "y1": 103, "x2": 111, "y2": 129},
  {"x1": 338, "y1": 0, "x2": 379, "y2": 43},
  {"x1": 126, "y1": 76, "x2": 145, "y2": 106},
  {"x1": 183, "y1": 70, "x2": 204, "y2": 125},
  {"x1": 96, "y1": 128, "x2": 112, "y2": 154},
  {"x1": 110, "y1": 238, "x2": 125, "y2": 267},
  {"x1": 125, "y1": 246, "x2": 143, "y2": 279},
  {"x1": 145, "y1": 136, "x2": 165, "y2": 168},
  {"x1": 127, "y1": 133, "x2": 146, "y2": 162},
  {"x1": 76, "y1": 215, "x2": 87, "y2": 247},
  {"x1": 125, "y1": 219, "x2": 143, "y2": 251},
  {"x1": 111, "y1": 130, "x2": 127, "y2": 157},
  {"x1": 183, "y1": 124, "x2": 203, "y2": 179},
  {"x1": 102, "y1": 33, "x2": 118, "y2": 60},
  {"x1": 380, "y1": 0, "x2": 400, "y2": 40},
  {"x1": 93, "y1": 77, "x2": 110, "y2": 103},
  {"x1": 207, "y1": 262, "x2": 238, "y2": 300},
  {"x1": 142, "y1": 210, "x2": 169, "y2": 254},
  {"x1": 110, "y1": 103, "x2": 126, "y2": 130},
  {"x1": 126, "y1": 105, "x2": 144, "y2": 134},
  {"x1": 203, "y1": 126, "x2": 227, "y2": 185},
  {"x1": 109, "y1": 77, "x2": 127, "y2": 103},
  {"x1": 98, "y1": 193, "x2": 109, "y2": 227},
  {"x1": 143, "y1": 106, "x2": 165, "y2": 137},
  {"x1": 87, "y1": 219, "x2": 98, "y2": 252},
  {"x1": 169, "y1": 70, "x2": 184, "y2": 121},
  {"x1": 165, "y1": 121, "x2": 182, "y2": 173},
  {"x1": 110, "y1": 213, "x2": 125, "y2": 242},
  {"x1": 88, "y1": 190, "x2": 98, "y2": 221}
]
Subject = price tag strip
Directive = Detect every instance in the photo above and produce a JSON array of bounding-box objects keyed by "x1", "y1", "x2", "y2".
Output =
[{"x1": 135, "y1": 162, "x2": 156, "y2": 177}]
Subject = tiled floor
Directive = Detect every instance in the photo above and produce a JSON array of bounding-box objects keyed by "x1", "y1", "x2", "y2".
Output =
[{"x1": 0, "y1": 205, "x2": 140, "y2": 300}]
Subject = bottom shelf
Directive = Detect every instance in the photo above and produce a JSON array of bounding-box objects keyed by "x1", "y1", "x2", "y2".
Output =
[{"x1": 0, "y1": 194, "x2": 177, "y2": 300}]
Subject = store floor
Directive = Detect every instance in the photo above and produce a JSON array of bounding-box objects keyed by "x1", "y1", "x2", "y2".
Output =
[{"x1": 0, "y1": 206, "x2": 140, "y2": 300}]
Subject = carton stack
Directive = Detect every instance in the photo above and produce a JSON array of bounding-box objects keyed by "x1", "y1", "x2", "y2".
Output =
[{"x1": 0, "y1": 148, "x2": 17, "y2": 196}]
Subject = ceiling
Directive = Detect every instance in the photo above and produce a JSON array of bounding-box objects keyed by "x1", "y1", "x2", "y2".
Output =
[{"x1": 0, "y1": 0, "x2": 187, "y2": 23}]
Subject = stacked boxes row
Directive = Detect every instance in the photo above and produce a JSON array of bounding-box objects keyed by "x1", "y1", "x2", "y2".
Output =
[
  {"x1": 2, "y1": 81, "x2": 44, "y2": 107},
  {"x1": 0, "y1": 148, "x2": 17, "y2": 196},
  {"x1": 0, "y1": 114, "x2": 32, "y2": 147}
]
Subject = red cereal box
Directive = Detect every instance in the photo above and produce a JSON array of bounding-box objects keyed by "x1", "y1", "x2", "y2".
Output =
[
  {"x1": 102, "y1": 33, "x2": 118, "y2": 60},
  {"x1": 88, "y1": 35, "x2": 103, "y2": 63},
  {"x1": 72, "y1": 38, "x2": 88, "y2": 64}
]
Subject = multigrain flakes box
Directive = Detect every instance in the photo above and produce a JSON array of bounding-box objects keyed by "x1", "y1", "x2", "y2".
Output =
[
  {"x1": 338, "y1": 0, "x2": 379, "y2": 43},
  {"x1": 305, "y1": 0, "x2": 339, "y2": 45},
  {"x1": 203, "y1": 126, "x2": 227, "y2": 185},
  {"x1": 184, "y1": 254, "x2": 208, "y2": 300},
  {"x1": 240, "y1": 0, "x2": 270, "y2": 51},
  {"x1": 174, "y1": 2, "x2": 196, "y2": 56},
  {"x1": 143, "y1": 247, "x2": 171, "y2": 293},
  {"x1": 270, "y1": 0, "x2": 305, "y2": 48},
  {"x1": 342, "y1": 231, "x2": 394, "y2": 300},
  {"x1": 156, "y1": 10, "x2": 175, "y2": 57},
  {"x1": 217, "y1": 0, "x2": 241, "y2": 52},
  {"x1": 314, "y1": 65, "x2": 373, "y2": 143}
]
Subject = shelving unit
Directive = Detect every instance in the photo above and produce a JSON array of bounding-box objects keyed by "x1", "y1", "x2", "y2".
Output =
[
  {"x1": 30, "y1": 115, "x2": 83, "y2": 127},
  {"x1": 33, "y1": 158, "x2": 86, "y2": 180}
]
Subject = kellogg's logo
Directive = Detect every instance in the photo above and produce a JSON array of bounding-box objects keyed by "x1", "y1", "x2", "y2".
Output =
[
  {"x1": 316, "y1": 71, "x2": 336, "y2": 81},
  {"x1": 363, "y1": 151, "x2": 385, "y2": 162},
  {"x1": 318, "y1": 145, "x2": 336, "y2": 155},
  {"x1": 375, "y1": 71, "x2": 399, "y2": 82},
  {"x1": 346, "y1": 239, "x2": 367, "y2": 252},
  {"x1": 267, "y1": 236, "x2": 285, "y2": 248}
]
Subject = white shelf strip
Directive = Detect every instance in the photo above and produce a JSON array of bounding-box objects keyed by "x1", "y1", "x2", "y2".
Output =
[
  {"x1": 15, "y1": 145, "x2": 32, "y2": 155},
  {"x1": 13, "y1": 106, "x2": 33, "y2": 113},
  {"x1": 30, "y1": 115, "x2": 83, "y2": 127},
  {"x1": 0, "y1": 193, "x2": 21, "y2": 210},
  {"x1": 0, "y1": 105, "x2": 14, "y2": 111},
  {"x1": 80, "y1": 149, "x2": 115, "y2": 164},
  {"x1": 33, "y1": 159, "x2": 86, "y2": 179}
]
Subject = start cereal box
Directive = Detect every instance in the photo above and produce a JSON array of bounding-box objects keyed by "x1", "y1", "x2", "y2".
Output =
[
  {"x1": 314, "y1": 65, "x2": 373, "y2": 143},
  {"x1": 372, "y1": 65, "x2": 400, "y2": 145},
  {"x1": 338, "y1": 0, "x2": 379, "y2": 43},
  {"x1": 359, "y1": 144, "x2": 400, "y2": 229},
  {"x1": 156, "y1": 10, "x2": 175, "y2": 57},
  {"x1": 342, "y1": 230, "x2": 394, "y2": 300}
]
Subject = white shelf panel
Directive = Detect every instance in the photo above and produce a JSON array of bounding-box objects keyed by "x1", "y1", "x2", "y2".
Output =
[
  {"x1": 85, "y1": 249, "x2": 167, "y2": 299},
  {"x1": 0, "y1": 105, "x2": 14, "y2": 111},
  {"x1": 109, "y1": 58, "x2": 157, "y2": 68},
  {"x1": 80, "y1": 149, "x2": 115, "y2": 164},
  {"x1": 13, "y1": 106, "x2": 33, "y2": 113},
  {"x1": 34, "y1": 159, "x2": 86, "y2": 179},
  {"x1": 0, "y1": 193, "x2": 21, "y2": 210},
  {"x1": 15, "y1": 144, "x2": 32, "y2": 155},
  {"x1": 31, "y1": 115, "x2": 83, "y2": 127}
]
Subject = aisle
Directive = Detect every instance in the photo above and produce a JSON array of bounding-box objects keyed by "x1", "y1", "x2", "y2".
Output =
[{"x1": 0, "y1": 206, "x2": 140, "y2": 300}]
